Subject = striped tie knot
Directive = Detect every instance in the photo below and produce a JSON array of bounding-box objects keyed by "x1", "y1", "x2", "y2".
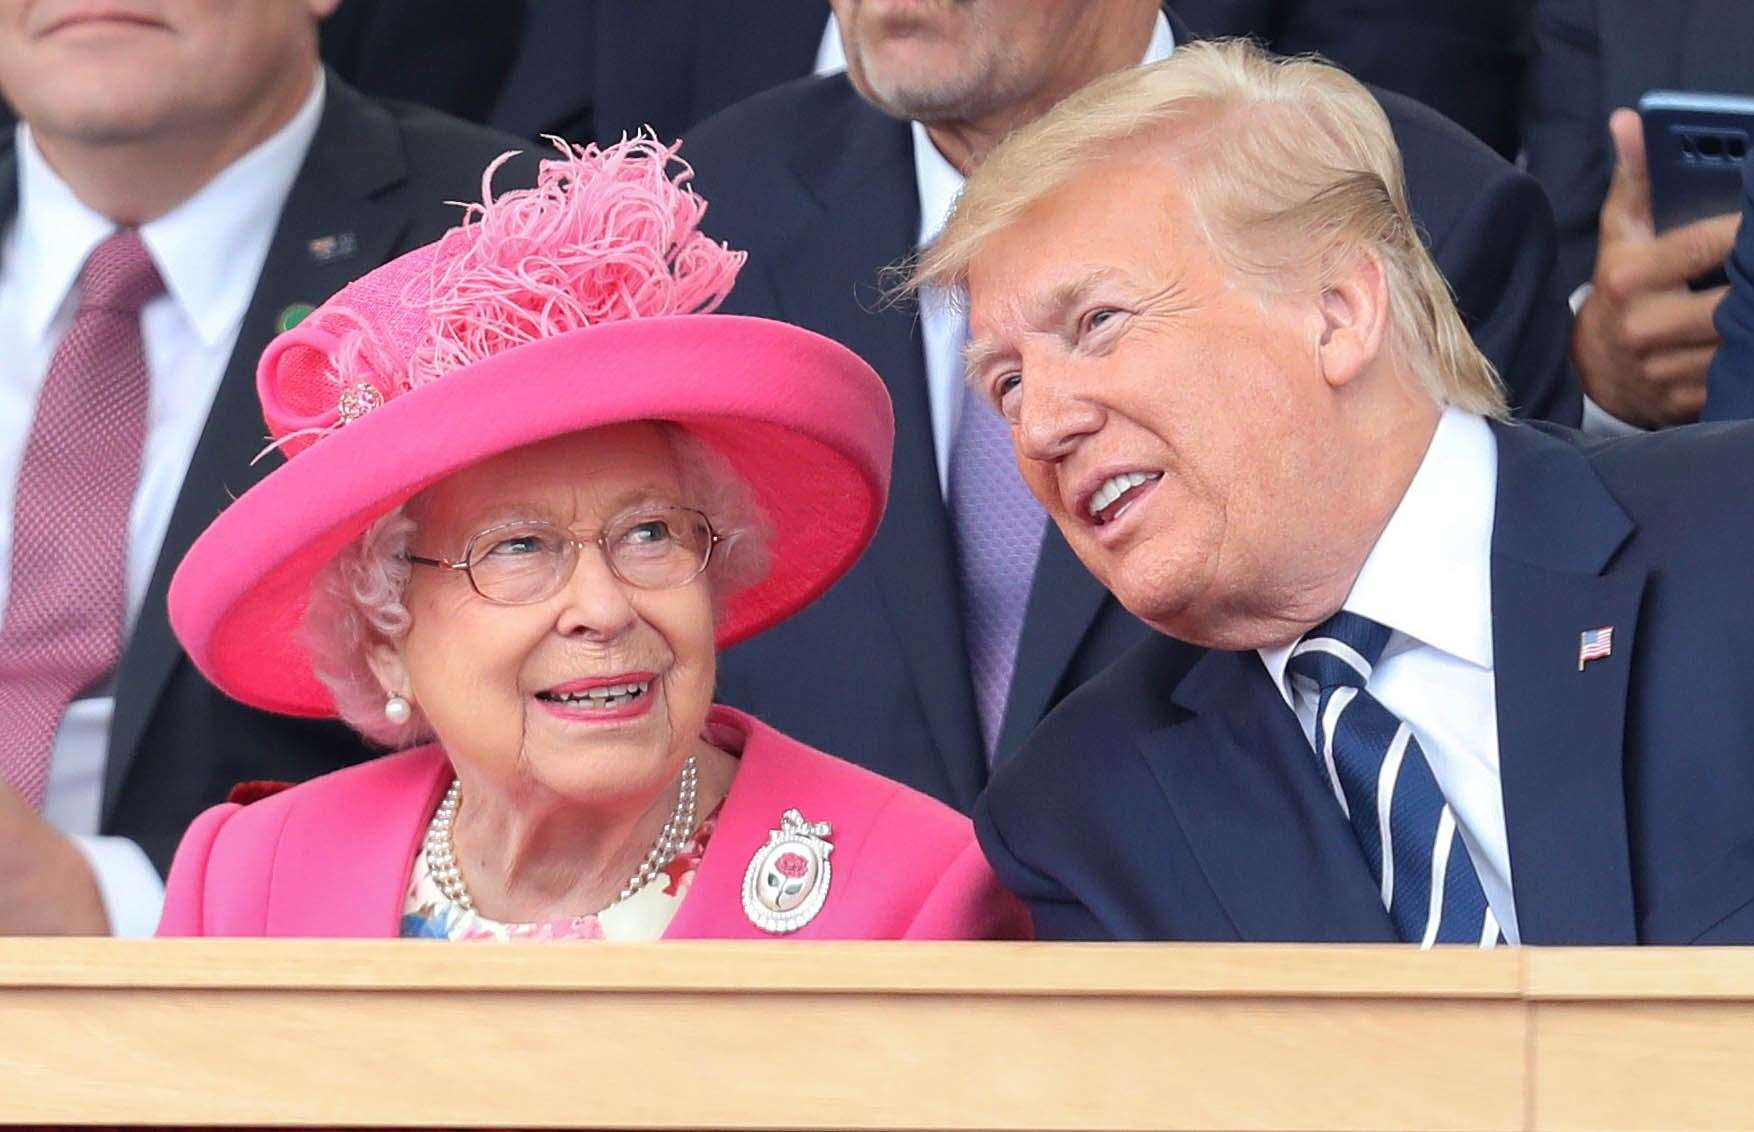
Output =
[
  {"x1": 1286, "y1": 607, "x2": 1501, "y2": 947},
  {"x1": 1286, "y1": 610, "x2": 1392, "y2": 692},
  {"x1": 78, "y1": 230, "x2": 162, "y2": 313}
]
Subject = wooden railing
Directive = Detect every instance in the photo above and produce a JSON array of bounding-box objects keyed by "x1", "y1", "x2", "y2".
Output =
[{"x1": 2, "y1": 941, "x2": 1753, "y2": 1129}]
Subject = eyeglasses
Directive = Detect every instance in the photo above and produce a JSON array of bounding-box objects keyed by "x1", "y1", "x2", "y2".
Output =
[{"x1": 407, "y1": 507, "x2": 721, "y2": 605}]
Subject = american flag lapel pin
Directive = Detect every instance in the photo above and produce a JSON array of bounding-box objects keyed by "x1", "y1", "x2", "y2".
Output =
[{"x1": 1578, "y1": 626, "x2": 1614, "y2": 671}]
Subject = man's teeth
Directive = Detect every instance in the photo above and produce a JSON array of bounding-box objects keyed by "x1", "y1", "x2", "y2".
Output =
[
  {"x1": 1090, "y1": 471, "x2": 1161, "y2": 517},
  {"x1": 546, "y1": 681, "x2": 651, "y2": 708}
]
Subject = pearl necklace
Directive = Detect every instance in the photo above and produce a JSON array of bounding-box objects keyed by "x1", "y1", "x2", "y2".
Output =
[{"x1": 424, "y1": 755, "x2": 699, "y2": 915}]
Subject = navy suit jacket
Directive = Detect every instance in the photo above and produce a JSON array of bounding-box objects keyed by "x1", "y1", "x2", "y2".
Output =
[
  {"x1": 327, "y1": 0, "x2": 826, "y2": 145},
  {"x1": 1702, "y1": 155, "x2": 1754, "y2": 420},
  {"x1": 978, "y1": 418, "x2": 1754, "y2": 944},
  {"x1": 319, "y1": 0, "x2": 522, "y2": 127},
  {"x1": 553, "y1": 0, "x2": 826, "y2": 145},
  {"x1": 0, "y1": 76, "x2": 534, "y2": 872},
  {"x1": 681, "y1": 7, "x2": 1579, "y2": 814}
]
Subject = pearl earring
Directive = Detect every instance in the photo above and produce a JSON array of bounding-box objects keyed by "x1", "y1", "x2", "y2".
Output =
[{"x1": 384, "y1": 694, "x2": 412, "y2": 725}]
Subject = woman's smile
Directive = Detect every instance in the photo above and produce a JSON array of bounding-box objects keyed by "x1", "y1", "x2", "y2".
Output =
[{"x1": 533, "y1": 670, "x2": 660, "y2": 725}]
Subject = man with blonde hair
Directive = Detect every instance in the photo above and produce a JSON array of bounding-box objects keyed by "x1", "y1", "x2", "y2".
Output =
[
  {"x1": 682, "y1": 0, "x2": 1577, "y2": 821},
  {"x1": 933, "y1": 40, "x2": 1754, "y2": 946}
]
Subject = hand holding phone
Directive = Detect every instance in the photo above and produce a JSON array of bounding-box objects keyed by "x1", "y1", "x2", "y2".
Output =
[{"x1": 1570, "y1": 108, "x2": 1741, "y2": 427}]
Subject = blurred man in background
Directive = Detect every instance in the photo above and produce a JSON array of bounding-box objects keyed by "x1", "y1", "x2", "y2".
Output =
[{"x1": 0, "y1": 0, "x2": 529, "y2": 934}]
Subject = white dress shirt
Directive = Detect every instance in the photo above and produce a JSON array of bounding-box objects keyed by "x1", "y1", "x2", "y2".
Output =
[
  {"x1": 1257, "y1": 409, "x2": 1519, "y2": 943},
  {"x1": 814, "y1": 10, "x2": 845, "y2": 75},
  {"x1": 0, "y1": 70, "x2": 325, "y2": 935}
]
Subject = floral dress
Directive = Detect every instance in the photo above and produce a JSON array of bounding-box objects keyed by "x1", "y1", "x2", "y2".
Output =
[{"x1": 400, "y1": 803, "x2": 721, "y2": 941}]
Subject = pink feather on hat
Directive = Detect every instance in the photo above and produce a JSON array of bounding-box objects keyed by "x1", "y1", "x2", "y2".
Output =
[{"x1": 259, "y1": 135, "x2": 747, "y2": 457}]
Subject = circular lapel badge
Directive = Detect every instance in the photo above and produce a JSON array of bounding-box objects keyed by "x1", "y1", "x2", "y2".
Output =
[
  {"x1": 742, "y1": 808, "x2": 834, "y2": 934},
  {"x1": 276, "y1": 302, "x2": 316, "y2": 333}
]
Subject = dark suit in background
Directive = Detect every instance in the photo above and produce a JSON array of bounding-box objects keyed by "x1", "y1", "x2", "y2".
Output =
[
  {"x1": 1703, "y1": 155, "x2": 1754, "y2": 419},
  {"x1": 1173, "y1": 0, "x2": 1534, "y2": 159},
  {"x1": 979, "y1": 419, "x2": 1754, "y2": 945},
  {"x1": 321, "y1": 0, "x2": 827, "y2": 145},
  {"x1": 320, "y1": 0, "x2": 522, "y2": 126},
  {"x1": 1525, "y1": 0, "x2": 1754, "y2": 291},
  {"x1": 0, "y1": 75, "x2": 533, "y2": 873},
  {"x1": 683, "y1": 8, "x2": 1579, "y2": 815}
]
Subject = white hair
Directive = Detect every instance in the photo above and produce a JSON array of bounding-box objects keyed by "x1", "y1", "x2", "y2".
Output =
[{"x1": 302, "y1": 424, "x2": 772, "y2": 748}]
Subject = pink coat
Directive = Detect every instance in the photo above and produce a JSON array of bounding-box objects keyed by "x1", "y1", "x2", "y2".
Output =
[{"x1": 158, "y1": 707, "x2": 1030, "y2": 940}]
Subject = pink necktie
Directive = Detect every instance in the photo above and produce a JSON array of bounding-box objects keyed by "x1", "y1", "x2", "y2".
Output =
[{"x1": 0, "y1": 230, "x2": 161, "y2": 809}]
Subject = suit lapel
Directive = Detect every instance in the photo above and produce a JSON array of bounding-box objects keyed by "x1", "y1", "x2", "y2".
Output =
[
  {"x1": 1488, "y1": 422, "x2": 1641, "y2": 944},
  {"x1": 994, "y1": 526, "x2": 1111, "y2": 760},
  {"x1": 766, "y1": 94, "x2": 986, "y2": 800},
  {"x1": 105, "y1": 76, "x2": 411, "y2": 819},
  {"x1": 1146, "y1": 648, "x2": 1397, "y2": 941}
]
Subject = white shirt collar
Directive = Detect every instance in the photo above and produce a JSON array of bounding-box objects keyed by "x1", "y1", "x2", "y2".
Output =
[
  {"x1": 1259, "y1": 407, "x2": 1500, "y2": 696},
  {"x1": 911, "y1": 9, "x2": 1175, "y2": 248},
  {"x1": 12, "y1": 66, "x2": 325, "y2": 349},
  {"x1": 12, "y1": 133, "x2": 112, "y2": 343},
  {"x1": 910, "y1": 115, "x2": 965, "y2": 249}
]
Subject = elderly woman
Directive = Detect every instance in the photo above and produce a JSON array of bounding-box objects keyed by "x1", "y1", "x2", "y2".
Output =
[{"x1": 156, "y1": 138, "x2": 1028, "y2": 941}]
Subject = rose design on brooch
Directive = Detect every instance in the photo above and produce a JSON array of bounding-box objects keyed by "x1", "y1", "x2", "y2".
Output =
[
  {"x1": 762, "y1": 850, "x2": 813, "y2": 907},
  {"x1": 742, "y1": 809, "x2": 834, "y2": 933}
]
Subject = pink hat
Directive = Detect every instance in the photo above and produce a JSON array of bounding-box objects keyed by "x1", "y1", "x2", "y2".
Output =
[{"x1": 168, "y1": 138, "x2": 894, "y2": 719}]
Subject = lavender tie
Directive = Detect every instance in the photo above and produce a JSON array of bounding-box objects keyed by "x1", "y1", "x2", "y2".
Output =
[
  {"x1": 0, "y1": 230, "x2": 161, "y2": 809},
  {"x1": 947, "y1": 344, "x2": 1047, "y2": 760}
]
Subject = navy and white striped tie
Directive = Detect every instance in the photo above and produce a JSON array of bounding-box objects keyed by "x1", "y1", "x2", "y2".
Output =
[{"x1": 1286, "y1": 611, "x2": 1502, "y2": 947}]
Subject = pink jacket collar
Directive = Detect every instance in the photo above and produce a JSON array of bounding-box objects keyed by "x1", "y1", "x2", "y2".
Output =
[{"x1": 247, "y1": 707, "x2": 1016, "y2": 940}]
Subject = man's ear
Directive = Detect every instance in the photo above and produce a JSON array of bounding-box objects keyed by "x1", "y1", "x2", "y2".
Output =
[{"x1": 1315, "y1": 247, "x2": 1392, "y2": 391}]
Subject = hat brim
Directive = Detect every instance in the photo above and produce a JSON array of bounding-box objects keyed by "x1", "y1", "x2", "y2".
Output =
[{"x1": 169, "y1": 315, "x2": 894, "y2": 718}]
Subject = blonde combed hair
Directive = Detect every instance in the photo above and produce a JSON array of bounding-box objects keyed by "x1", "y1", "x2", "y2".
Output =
[{"x1": 913, "y1": 39, "x2": 1508, "y2": 418}]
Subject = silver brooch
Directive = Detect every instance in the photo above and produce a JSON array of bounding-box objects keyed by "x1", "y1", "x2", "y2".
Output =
[
  {"x1": 741, "y1": 808, "x2": 834, "y2": 934},
  {"x1": 335, "y1": 382, "x2": 385, "y2": 423}
]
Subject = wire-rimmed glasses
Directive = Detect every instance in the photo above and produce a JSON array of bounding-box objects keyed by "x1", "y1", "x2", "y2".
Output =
[{"x1": 407, "y1": 506, "x2": 721, "y2": 605}]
